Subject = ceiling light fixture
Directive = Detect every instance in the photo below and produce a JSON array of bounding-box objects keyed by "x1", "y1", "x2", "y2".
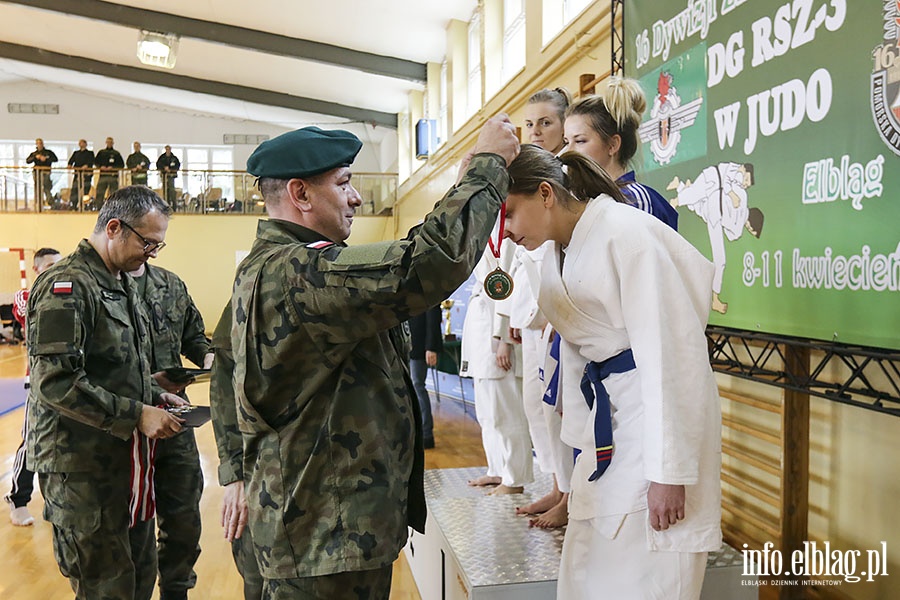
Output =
[{"x1": 137, "y1": 30, "x2": 180, "y2": 69}]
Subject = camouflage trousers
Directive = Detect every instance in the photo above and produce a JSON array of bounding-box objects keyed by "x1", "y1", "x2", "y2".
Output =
[
  {"x1": 262, "y1": 564, "x2": 393, "y2": 600},
  {"x1": 155, "y1": 428, "x2": 204, "y2": 595},
  {"x1": 39, "y1": 470, "x2": 157, "y2": 600},
  {"x1": 231, "y1": 524, "x2": 264, "y2": 600}
]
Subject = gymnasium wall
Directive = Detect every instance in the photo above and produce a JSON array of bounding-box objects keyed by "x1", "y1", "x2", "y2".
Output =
[{"x1": 0, "y1": 212, "x2": 392, "y2": 331}]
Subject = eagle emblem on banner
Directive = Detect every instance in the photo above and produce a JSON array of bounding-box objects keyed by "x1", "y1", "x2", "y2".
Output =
[{"x1": 638, "y1": 71, "x2": 703, "y2": 166}]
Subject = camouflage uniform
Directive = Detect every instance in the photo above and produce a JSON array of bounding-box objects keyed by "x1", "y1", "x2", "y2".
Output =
[
  {"x1": 230, "y1": 154, "x2": 509, "y2": 590},
  {"x1": 136, "y1": 264, "x2": 210, "y2": 599},
  {"x1": 210, "y1": 303, "x2": 264, "y2": 600},
  {"x1": 26, "y1": 239, "x2": 161, "y2": 600}
]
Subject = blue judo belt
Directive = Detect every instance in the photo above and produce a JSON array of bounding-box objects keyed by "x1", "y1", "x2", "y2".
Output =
[
  {"x1": 580, "y1": 349, "x2": 636, "y2": 482},
  {"x1": 542, "y1": 334, "x2": 561, "y2": 407}
]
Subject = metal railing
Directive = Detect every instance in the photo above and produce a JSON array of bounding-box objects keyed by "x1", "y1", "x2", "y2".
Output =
[{"x1": 0, "y1": 166, "x2": 398, "y2": 216}]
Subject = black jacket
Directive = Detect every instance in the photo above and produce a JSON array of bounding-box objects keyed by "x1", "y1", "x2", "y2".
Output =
[{"x1": 408, "y1": 305, "x2": 443, "y2": 360}]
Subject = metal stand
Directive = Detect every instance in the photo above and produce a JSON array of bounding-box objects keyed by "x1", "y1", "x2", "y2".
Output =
[
  {"x1": 707, "y1": 325, "x2": 900, "y2": 417},
  {"x1": 611, "y1": 0, "x2": 625, "y2": 76}
]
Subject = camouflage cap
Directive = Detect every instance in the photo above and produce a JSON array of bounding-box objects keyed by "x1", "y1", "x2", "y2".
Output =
[{"x1": 247, "y1": 127, "x2": 363, "y2": 179}]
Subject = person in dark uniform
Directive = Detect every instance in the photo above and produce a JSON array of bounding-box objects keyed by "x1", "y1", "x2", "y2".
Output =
[
  {"x1": 408, "y1": 305, "x2": 443, "y2": 449},
  {"x1": 68, "y1": 139, "x2": 94, "y2": 211},
  {"x1": 27, "y1": 186, "x2": 187, "y2": 599},
  {"x1": 26, "y1": 138, "x2": 58, "y2": 206},
  {"x1": 229, "y1": 117, "x2": 518, "y2": 598},
  {"x1": 94, "y1": 137, "x2": 124, "y2": 210},
  {"x1": 127, "y1": 141, "x2": 152, "y2": 187},
  {"x1": 130, "y1": 262, "x2": 212, "y2": 600},
  {"x1": 156, "y1": 146, "x2": 181, "y2": 210}
]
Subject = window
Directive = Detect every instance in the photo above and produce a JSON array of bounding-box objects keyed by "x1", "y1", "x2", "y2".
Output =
[
  {"x1": 543, "y1": 0, "x2": 592, "y2": 45},
  {"x1": 466, "y1": 9, "x2": 483, "y2": 119},
  {"x1": 211, "y1": 149, "x2": 234, "y2": 201},
  {"x1": 0, "y1": 143, "x2": 13, "y2": 167},
  {"x1": 502, "y1": 0, "x2": 526, "y2": 82},
  {"x1": 439, "y1": 60, "x2": 449, "y2": 148},
  {"x1": 0, "y1": 140, "x2": 234, "y2": 202},
  {"x1": 564, "y1": 0, "x2": 592, "y2": 23}
]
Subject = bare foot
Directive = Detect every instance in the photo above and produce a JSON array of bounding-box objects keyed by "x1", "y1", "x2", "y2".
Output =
[
  {"x1": 489, "y1": 484, "x2": 525, "y2": 495},
  {"x1": 528, "y1": 496, "x2": 569, "y2": 529},
  {"x1": 515, "y1": 489, "x2": 563, "y2": 515},
  {"x1": 711, "y1": 292, "x2": 728, "y2": 314},
  {"x1": 468, "y1": 475, "x2": 502, "y2": 487}
]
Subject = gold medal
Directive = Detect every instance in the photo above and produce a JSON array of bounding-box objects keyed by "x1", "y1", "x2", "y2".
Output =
[{"x1": 484, "y1": 267, "x2": 514, "y2": 300}]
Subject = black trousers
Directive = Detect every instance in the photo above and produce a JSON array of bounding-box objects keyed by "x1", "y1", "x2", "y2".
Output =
[{"x1": 5, "y1": 399, "x2": 34, "y2": 508}]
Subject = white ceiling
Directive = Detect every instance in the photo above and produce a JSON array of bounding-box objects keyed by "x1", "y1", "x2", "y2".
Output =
[{"x1": 0, "y1": 0, "x2": 478, "y2": 129}]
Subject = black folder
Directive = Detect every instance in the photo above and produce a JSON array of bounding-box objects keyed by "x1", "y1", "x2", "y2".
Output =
[
  {"x1": 164, "y1": 367, "x2": 211, "y2": 384},
  {"x1": 165, "y1": 404, "x2": 212, "y2": 428}
]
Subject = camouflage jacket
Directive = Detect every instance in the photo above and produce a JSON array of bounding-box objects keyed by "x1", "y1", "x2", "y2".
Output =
[
  {"x1": 230, "y1": 153, "x2": 509, "y2": 578},
  {"x1": 26, "y1": 239, "x2": 158, "y2": 472},
  {"x1": 137, "y1": 263, "x2": 210, "y2": 372},
  {"x1": 209, "y1": 303, "x2": 242, "y2": 486}
]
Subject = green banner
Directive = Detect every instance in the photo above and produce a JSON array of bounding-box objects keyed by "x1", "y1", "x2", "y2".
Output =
[{"x1": 626, "y1": 0, "x2": 900, "y2": 350}]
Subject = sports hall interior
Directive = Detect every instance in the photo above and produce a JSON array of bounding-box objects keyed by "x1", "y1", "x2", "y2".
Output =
[{"x1": 0, "y1": 1, "x2": 897, "y2": 599}]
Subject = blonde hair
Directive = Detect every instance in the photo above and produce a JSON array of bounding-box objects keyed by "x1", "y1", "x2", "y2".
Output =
[
  {"x1": 527, "y1": 87, "x2": 573, "y2": 123},
  {"x1": 566, "y1": 76, "x2": 648, "y2": 166}
]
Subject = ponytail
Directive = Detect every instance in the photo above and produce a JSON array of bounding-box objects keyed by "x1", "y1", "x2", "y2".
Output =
[
  {"x1": 507, "y1": 145, "x2": 625, "y2": 209},
  {"x1": 566, "y1": 76, "x2": 648, "y2": 167},
  {"x1": 527, "y1": 87, "x2": 573, "y2": 123}
]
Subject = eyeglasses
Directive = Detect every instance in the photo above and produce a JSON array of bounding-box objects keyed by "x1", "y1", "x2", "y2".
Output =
[{"x1": 118, "y1": 219, "x2": 166, "y2": 254}]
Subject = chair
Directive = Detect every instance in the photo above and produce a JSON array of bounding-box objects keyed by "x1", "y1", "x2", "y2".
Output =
[{"x1": 202, "y1": 187, "x2": 223, "y2": 212}]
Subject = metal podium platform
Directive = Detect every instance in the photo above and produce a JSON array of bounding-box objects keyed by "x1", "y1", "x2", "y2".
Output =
[{"x1": 404, "y1": 466, "x2": 755, "y2": 599}]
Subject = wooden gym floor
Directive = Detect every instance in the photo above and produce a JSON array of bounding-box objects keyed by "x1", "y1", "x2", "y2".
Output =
[{"x1": 0, "y1": 343, "x2": 488, "y2": 600}]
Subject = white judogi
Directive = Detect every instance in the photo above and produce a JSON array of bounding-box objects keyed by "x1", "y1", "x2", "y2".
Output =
[
  {"x1": 539, "y1": 196, "x2": 722, "y2": 599},
  {"x1": 676, "y1": 162, "x2": 749, "y2": 294},
  {"x1": 498, "y1": 243, "x2": 574, "y2": 491},
  {"x1": 460, "y1": 240, "x2": 533, "y2": 488}
]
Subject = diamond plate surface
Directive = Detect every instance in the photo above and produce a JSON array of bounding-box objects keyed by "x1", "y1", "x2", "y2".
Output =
[
  {"x1": 425, "y1": 466, "x2": 564, "y2": 587},
  {"x1": 424, "y1": 466, "x2": 742, "y2": 588}
]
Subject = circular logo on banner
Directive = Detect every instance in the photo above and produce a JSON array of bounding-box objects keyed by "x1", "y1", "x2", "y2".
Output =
[
  {"x1": 870, "y1": 7, "x2": 900, "y2": 156},
  {"x1": 484, "y1": 268, "x2": 514, "y2": 301}
]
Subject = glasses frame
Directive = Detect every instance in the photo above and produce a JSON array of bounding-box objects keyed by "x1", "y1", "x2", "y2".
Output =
[{"x1": 118, "y1": 219, "x2": 166, "y2": 254}]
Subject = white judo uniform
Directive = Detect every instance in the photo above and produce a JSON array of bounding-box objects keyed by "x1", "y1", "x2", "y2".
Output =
[
  {"x1": 497, "y1": 243, "x2": 574, "y2": 492},
  {"x1": 539, "y1": 196, "x2": 722, "y2": 599},
  {"x1": 676, "y1": 162, "x2": 750, "y2": 294},
  {"x1": 460, "y1": 242, "x2": 533, "y2": 488}
]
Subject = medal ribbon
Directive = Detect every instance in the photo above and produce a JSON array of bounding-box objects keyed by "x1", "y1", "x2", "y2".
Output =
[{"x1": 486, "y1": 204, "x2": 506, "y2": 259}]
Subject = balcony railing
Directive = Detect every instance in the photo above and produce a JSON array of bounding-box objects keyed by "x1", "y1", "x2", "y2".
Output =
[{"x1": 0, "y1": 166, "x2": 398, "y2": 216}]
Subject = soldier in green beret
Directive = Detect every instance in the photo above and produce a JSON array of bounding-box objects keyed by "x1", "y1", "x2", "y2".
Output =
[{"x1": 229, "y1": 117, "x2": 519, "y2": 598}]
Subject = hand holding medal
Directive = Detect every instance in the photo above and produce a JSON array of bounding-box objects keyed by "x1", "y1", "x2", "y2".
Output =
[{"x1": 484, "y1": 204, "x2": 514, "y2": 301}]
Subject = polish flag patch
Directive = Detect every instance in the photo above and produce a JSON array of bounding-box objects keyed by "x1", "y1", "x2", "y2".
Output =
[
  {"x1": 52, "y1": 281, "x2": 73, "y2": 295},
  {"x1": 306, "y1": 241, "x2": 334, "y2": 249}
]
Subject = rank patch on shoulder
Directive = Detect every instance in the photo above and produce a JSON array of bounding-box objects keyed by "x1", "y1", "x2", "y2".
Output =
[
  {"x1": 306, "y1": 240, "x2": 334, "y2": 249},
  {"x1": 52, "y1": 281, "x2": 73, "y2": 295}
]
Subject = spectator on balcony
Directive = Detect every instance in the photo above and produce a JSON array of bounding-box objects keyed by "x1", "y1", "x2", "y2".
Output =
[
  {"x1": 157, "y1": 146, "x2": 181, "y2": 211},
  {"x1": 94, "y1": 137, "x2": 124, "y2": 210},
  {"x1": 127, "y1": 141, "x2": 151, "y2": 187},
  {"x1": 26, "y1": 139, "x2": 58, "y2": 206},
  {"x1": 68, "y1": 139, "x2": 94, "y2": 211}
]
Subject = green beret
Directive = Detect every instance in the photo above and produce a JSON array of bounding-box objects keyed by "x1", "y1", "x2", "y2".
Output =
[{"x1": 247, "y1": 126, "x2": 362, "y2": 179}]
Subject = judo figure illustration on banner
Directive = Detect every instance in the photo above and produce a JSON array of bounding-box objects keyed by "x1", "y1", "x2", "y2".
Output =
[{"x1": 667, "y1": 162, "x2": 764, "y2": 314}]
